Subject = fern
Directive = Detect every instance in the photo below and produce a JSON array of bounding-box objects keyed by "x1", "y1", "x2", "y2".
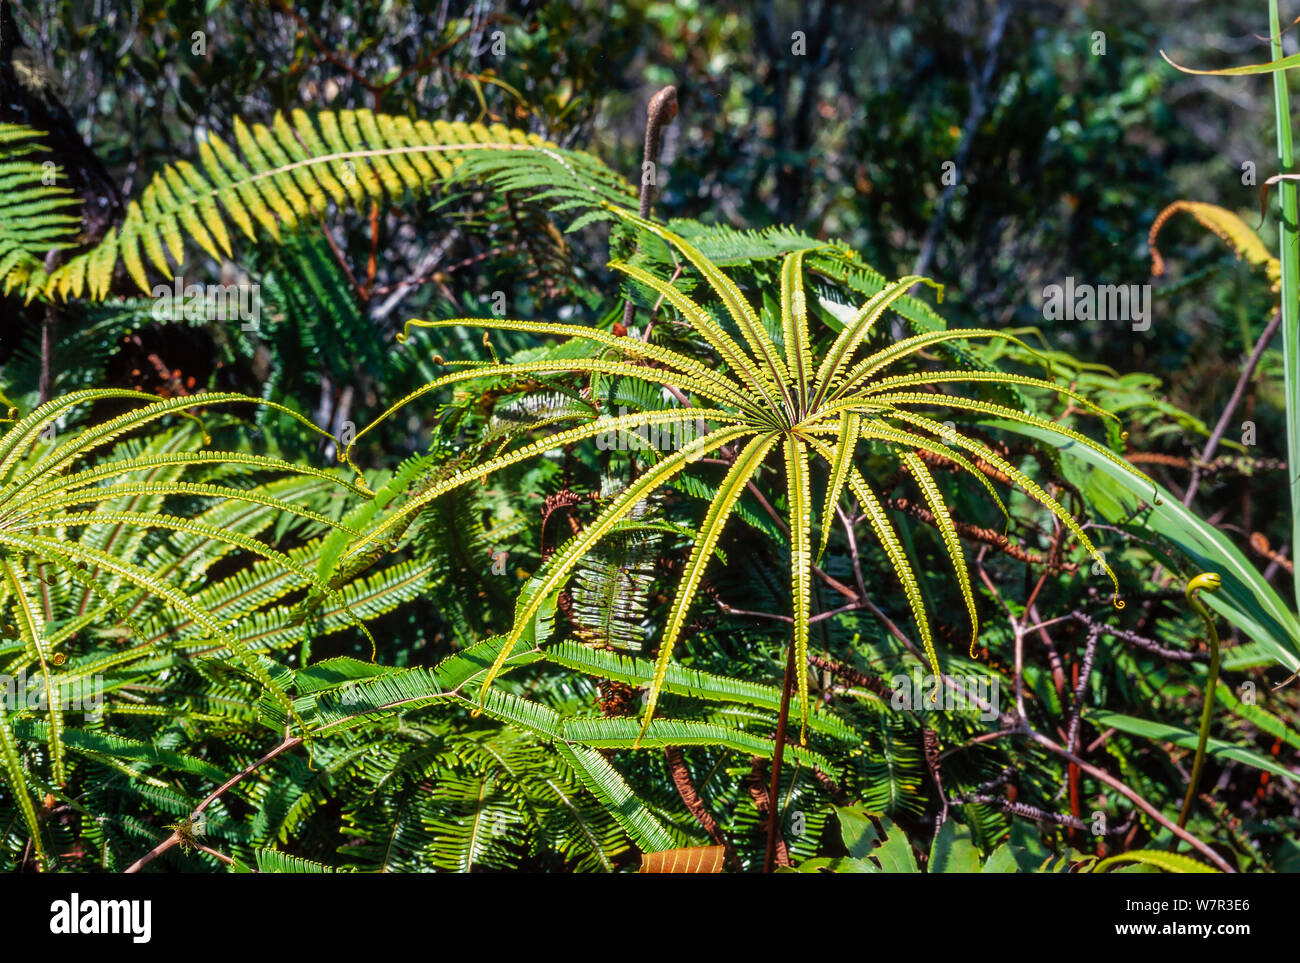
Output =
[
  {"x1": 0, "y1": 394, "x2": 388, "y2": 867},
  {"x1": 569, "y1": 492, "x2": 661, "y2": 652},
  {"x1": 0, "y1": 125, "x2": 81, "y2": 297},
  {"x1": 340, "y1": 208, "x2": 1145, "y2": 747},
  {"x1": 1149, "y1": 200, "x2": 1281, "y2": 291},
  {"x1": 0, "y1": 111, "x2": 636, "y2": 303}
]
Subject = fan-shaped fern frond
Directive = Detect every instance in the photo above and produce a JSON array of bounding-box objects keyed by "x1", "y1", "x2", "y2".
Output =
[{"x1": 335, "y1": 205, "x2": 1147, "y2": 750}]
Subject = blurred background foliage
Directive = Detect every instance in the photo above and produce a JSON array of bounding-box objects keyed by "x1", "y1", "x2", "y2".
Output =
[
  {"x1": 4, "y1": 0, "x2": 1283, "y2": 447},
  {"x1": 6, "y1": 0, "x2": 1289, "y2": 578}
]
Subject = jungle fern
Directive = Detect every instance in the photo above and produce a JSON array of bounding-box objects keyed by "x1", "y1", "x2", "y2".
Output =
[
  {"x1": 1, "y1": 110, "x2": 634, "y2": 301},
  {"x1": 0, "y1": 124, "x2": 81, "y2": 293},
  {"x1": 336, "y1": 208, "x2": 1145, "y2": 745},
  {"x1": 0, "y1": 390, "x2": 377, "y2": 867}
]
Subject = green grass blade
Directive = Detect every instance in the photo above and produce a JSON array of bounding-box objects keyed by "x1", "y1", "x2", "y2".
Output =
[{"x1": 1271, "y1": 0, "x2": 1300, "y2": 616}]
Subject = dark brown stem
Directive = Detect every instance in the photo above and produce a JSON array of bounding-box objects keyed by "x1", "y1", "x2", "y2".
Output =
[
  {"x1": 622, "y1": 86, "x2": 678, "y2": 330},
  {"x1": 808, "y1": 653, "x2": 891, "y2": 698},
  {"x1": 953, "y1": 793, "x2": 1135, "y2": 835},
  {"x1": 764, "y1": 640, "x2": 797, "y2": 873},
  {"x1": 1070, "y1": 609, "x2": 1199, "y2": 662},
  {"x1": 39, "y1": 307, "x2": 53, "y2": 404},
  {"x1": 39, "y1": 250, "x2": 59, "y2": 404},
  {"x1": 638, "y1": 86, "x2": 678, "y2": 220}
]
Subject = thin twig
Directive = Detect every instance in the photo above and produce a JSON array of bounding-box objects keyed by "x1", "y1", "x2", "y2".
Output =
[
  {"x1": 1185, "y1": 309, "x2": 1283, "y2": 505},
  {"x1": 123, "y1": 735, "x2": 303, "y2": 873},
  {"x1": 1070, "y1": 610, "x2": 1199, "y2": 662},
  {"x1": 953, "y1": 792, "x2": 1135, "y2": 835},
  {"x1": 1026, "y1": 729, "x2": 1234, "y2": 872},
  {"x1": 1066, "y1": 625, "x2": 1102, "y2": 756}
]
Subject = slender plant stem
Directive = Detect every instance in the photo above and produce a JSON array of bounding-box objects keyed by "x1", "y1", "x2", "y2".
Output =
[
  {"x1": 1184, "y1": 309, "x2": 1282, "y2": 505},
  {"x1": 764, "y1": 640, "x2": 797, "y2": 873},
  {"x1": 124, "y1": 735, "x2": 303, "y2": 873},
  {"x1": 1178, "y1": 577, "x2": 1222, "y2": 828}
]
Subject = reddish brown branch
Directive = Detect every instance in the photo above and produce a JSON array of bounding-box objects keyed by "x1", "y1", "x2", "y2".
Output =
[
  {"x1": 748, "y1": 757, "x2": 789, "y2": 869},
  {"x1": 665, "y1": 748, "x2": 739, "y2": 870},
  {"x1": 124, "y1": 735, "x2": 303, "y2": 873},
  {"x1": 888, "y1": 495, "x2": 1078, "y2": 572},
  {"x1": 1250, "y1": 532, "x2": 1294, "y2": 574},
  {"x1": 807, "y1": 653, "x2": 890, "y2": 698}
]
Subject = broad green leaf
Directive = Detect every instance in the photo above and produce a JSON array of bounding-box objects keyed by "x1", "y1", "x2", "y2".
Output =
[
  {"x1": 835, "y1": 804, "x2": 880, "y2": 858},
  {"x1": 928, "y1": 819, "x2": 982, "y2": 873},
  {"x1": 981, "y1": 843, "x2": 1021, "y2": 873},
  {"x1": 872, "y1": 816, "x2": 920, "y2": 873},
  {"x1": 1087, "y1": 709, "x2": 1299, "y2": 781},
  {"x1": 998, "y1": 421, "x2": 1300, "y2": 674}
]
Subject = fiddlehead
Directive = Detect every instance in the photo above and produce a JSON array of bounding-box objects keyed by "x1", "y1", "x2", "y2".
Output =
[{"x1": 619, "y1": 85, "x2": 678, "y2": 331}]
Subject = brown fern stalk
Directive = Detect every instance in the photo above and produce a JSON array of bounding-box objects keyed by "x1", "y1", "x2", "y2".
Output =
[
  {"x1": 764, "y1": 639, "x2": 797, "y2": 873},
  {"x1": 888, "y1": 494, "x2": 1078, "y2": 572},
  {"x1": 664, "y1": 747, "x2": 739, "y2": 870},
  {"x1": 748, "y1": 757, "x2": 789, "y2": 869},
  {"x1": 620, "y1": 86, "x2": 678, "y2": 332}
]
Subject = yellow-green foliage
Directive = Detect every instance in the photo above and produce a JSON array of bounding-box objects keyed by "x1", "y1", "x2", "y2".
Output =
[
  {"x1": 1, "y1": 111, "x2": 563, "y2": 301},
  {"x1": 337, "y1": 208, "x2": 1146, "y2": 744},
  {"x1": 0, "y1": 126, "x2": 82, "y2": 296},
  {"x1": 1149, "y1": 200, "x2": 1281, "y2": 291},
  {"x1": 0, "y1": 390, "x2": 370, "y2": 866}
]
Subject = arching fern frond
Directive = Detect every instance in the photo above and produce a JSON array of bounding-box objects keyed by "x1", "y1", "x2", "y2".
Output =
[{"x1": 2, "y1": 110, "x2": 636, "y2": 302}]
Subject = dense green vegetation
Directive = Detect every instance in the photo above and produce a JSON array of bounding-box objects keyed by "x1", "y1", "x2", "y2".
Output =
[{"x1": 0, "y1": 0, "x2": 1297, "y2": 874}]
